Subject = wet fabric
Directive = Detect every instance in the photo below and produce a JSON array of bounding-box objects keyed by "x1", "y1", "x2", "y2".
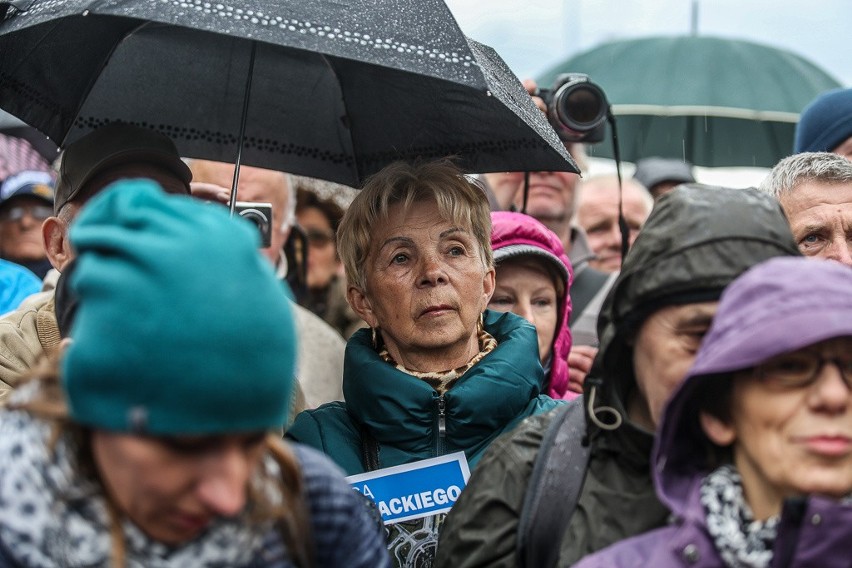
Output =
[{"x1": 434, "y1": 185, "x2": 800, "y2": 568}]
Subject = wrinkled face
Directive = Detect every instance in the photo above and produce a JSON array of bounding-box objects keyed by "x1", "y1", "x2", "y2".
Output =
[
  {"x1": 489, "y1": 259, "x2": 559, "y2": 364},
  {"x1": 703, "y1": 337, "x2": 852, "y2": 518},
  {"x1": 577, "y1": 185, "x2": 650, "y2": 273},
  {"x1": 92, "y1": 431, "x2": 267, "y2": 545},
  {"x1": 832, "y1": 136, "x2": 852, "y2": 161},
  {"x1": 779, "y1": 180, "x2": 852, "y2": 266},
  {"x1": 632, "y1": 301, "x2": 718, "y2": 428},
  {"x1": 349, "y1": 200, "x2": 494, "y2": 368},
  {"x1": 483, "y1": 171, "x2": 579, "y2": 223},
  {"x1": 0, "y1": 196, "x2": 52, "y2": 262},
  {"x1": 297, "y1": 206, "x2": 340, "y2": 290},
  {"x1": 191, "y1": 161, "x2": 289, "y2": 265}
]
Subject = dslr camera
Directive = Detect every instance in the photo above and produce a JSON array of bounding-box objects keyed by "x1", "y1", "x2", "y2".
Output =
[
  {"x1": 536, "y1": 73, "x2": 609, "y2": 144},
  {"x1": 234, "y1": 201, "x2": 273, "y2": 247}
]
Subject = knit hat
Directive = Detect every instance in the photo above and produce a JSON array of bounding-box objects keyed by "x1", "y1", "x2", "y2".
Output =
[
  {"x1": 63, "y1": 180, "x2": 297, "y2": 434},
  {"x1": 794, "y1": 88, "x2": 852, "y2": 153},
  {"x1": 55, "y1": 123, "x2": 191, "y2": 213}
]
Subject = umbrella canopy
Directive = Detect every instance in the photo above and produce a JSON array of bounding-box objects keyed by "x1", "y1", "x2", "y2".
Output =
[
  {"x1": 0, "y1": 0, "x2": 576, "y2": 187},
  {"x1": 538, "y1": 35, "x2": 842, "y2": 168}
]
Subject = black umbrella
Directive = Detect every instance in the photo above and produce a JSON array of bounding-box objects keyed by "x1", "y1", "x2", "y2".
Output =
[{"x1": 0, "y1": 0, "x2": 577, "y2": 188}]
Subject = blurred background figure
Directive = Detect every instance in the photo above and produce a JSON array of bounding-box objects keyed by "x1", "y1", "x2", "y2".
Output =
[
  {"x1": 489, "y1": 211, "x2": 578, "y2": 399},
  {"x1": 632, "y1": 157, "x2": 696, "y2": 200},
  {"x1": 0, "y1": 170, "x2": 55, "y2": 279},
  {"x1": 575, "y1": 175, "x2": 653, "y2": 273},
  {"x1": 0, "y1": 258, "x2": 40, "y2": 315},
  {"x1": 575, "y1": 256, "x2": 852, "y2": 568},
  {"x1": 795, "y1": 87, "x2": 852, "y2": 159},
  {"x1": 294, "y1": 185, "x2": 364, "y2": 338},
  {"x1": 189, "y1": 160, "x2": 347, "y2": 410}
]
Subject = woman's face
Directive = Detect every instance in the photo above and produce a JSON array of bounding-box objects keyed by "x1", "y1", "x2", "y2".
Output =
[
  {"x1": 92, "y1": 431, "x2": 267, "y2": 545},
  {"x1": 702, "y1": 337, "x2": 852, "y2": 519},
  {"x1": 489, "y1": 259, "x2": 558, "y2": 364},
  {"x1": 297, "y1": 206, "x2": 340, "y2": 290},
  {"x1": 348, "y1": 199, "x2": 495, "y2": 370}
]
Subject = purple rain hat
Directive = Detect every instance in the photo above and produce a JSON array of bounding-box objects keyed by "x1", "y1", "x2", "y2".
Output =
[
  {"x1": 687, "y1": 257, "x2": 852, "y2": 377},
  {"x1": 653, "y1": 256, "x2": 852, "y2": 513}
]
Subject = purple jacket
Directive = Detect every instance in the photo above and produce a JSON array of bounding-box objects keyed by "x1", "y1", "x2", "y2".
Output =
[
  {"x1": 575, "y1": 257, "x2": 852, "y2": 567},
  {"x1": 490, "y1": 211, "x2": 576, "y2": 400}
]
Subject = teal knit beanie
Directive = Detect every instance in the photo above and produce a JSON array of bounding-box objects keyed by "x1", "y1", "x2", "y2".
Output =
[{"x1": 63, "y1": 180, "x2": 297, "y2": 434}]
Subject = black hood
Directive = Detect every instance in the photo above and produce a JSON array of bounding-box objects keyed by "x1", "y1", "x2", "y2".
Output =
[{"x1": 585, "y1": 184, "x2": 800, "y2": 431}]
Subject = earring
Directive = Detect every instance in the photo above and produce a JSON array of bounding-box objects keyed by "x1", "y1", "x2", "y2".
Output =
[
  {"x1": 371, "y1": 327, "x2": 379, "y2": 349},
  {"x1": 478, "y1": 312, "x2": 485, "y2": 334}
]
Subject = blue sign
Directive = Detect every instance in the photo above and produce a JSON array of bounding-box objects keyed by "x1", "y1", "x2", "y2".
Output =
[{"x1": 347, "y1": 452, "x2": 471, "y2": 524}]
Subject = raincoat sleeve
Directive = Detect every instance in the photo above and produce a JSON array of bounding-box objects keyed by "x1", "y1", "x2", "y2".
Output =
[{"x1": 434, "y1": 411, "x2": 553, "y2": 568}]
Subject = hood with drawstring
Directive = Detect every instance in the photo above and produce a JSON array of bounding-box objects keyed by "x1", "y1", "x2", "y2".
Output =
[{"x1": 585, "y1": 183, "x2": 801, "y2": 435}]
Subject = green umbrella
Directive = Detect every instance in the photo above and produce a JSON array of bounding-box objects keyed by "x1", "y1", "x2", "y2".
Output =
[{"x1": 538, "y1": 35, "x2": 843, "y2": 168}]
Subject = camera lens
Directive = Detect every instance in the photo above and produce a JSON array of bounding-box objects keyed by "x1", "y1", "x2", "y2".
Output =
[
  {"x1": 239, "y1": 209, "x2": 270, "y2": 235},
  {"x1": 563, "y1": 85, "x2": 604, "y2": 127}
]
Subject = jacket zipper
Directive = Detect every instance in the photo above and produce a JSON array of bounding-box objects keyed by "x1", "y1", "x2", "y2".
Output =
[{"x1": 435, "y1": 394, "x2": 447, "y2": 456}]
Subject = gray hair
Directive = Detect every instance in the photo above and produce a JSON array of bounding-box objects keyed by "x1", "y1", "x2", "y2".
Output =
[
  {"x1": 338, "y1": 160, "x2": 493, "y2": 293},
  {"x1": 759, "y1": 152, "x2": 852, "y2": 198}
]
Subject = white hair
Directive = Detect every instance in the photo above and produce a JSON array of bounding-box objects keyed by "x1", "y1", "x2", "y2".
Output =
[{"x1": 759, "y1": 152, "x2": 852, "y2": 198}]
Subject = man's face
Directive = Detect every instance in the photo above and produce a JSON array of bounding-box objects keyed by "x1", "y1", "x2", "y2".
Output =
[
  {"x1": 778, "y1": 180, "x2": 852, "y2": 266},
  {"x1": 49, "y1": 163, "x2": 191, "y2": 271},
  {"x1": 632, "y1": 301, "x2": 718, "y2": 429},
  {"x1": 190, "y1": 161, "x2": 289, "y2": 266},
  {"x1": 0, "y1": 196, "x2": 52, "y2": 262},
  {"x1": 577, "y1": 182, "x2": 650, "y2": 272},
  {"x1": 483, "y1": 171, "x2": 579, "y2": 223}
]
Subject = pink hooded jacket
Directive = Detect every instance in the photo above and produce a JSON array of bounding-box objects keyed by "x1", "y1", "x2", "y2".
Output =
[{"x1": 490, "y1": 211, "x2": 576, "y2": 400}]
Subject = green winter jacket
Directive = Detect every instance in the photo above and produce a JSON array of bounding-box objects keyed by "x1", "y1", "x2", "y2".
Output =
[
  {"x1": 434, "y1": 185, "x2": 801, "y2": 567},
  {"x1": 287, "y1": 309, "x2": 562, "y2": 476}
]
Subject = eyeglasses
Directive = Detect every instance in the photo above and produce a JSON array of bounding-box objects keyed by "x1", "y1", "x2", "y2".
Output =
[
  {"x1": 304, "y1": 228, "x2": 335, "y2": 248},
  {"x1": 0, "y1": 205, "x2": 53, "y2": 223},
  {"x1": 756, "y1": 353, "x2": 852, "y2": 390}
]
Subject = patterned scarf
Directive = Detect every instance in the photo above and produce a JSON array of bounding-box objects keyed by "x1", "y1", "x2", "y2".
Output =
[
  {"x1": 700, "y1": 465, "x2": 779, "y2": 568},
  {"x1": 0, "y1": 404, "x2": 284, "y2": 568},
  {"x1": 378, "y1": 324, "x2": 497, "y2": 394}
]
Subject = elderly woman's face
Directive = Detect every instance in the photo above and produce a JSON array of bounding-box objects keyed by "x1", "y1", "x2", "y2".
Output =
[
  {"x1": 489, "y1": 259, "x2": 559, "y2": 364},
  {"x1": 703, "y1": 337, "x2": 852, "y2": 517},
  {"x1": 92, "y1": 431, "x2": 267, "y2": 545},
  {"x1": 349, "y1": 199, "x2": 495, "y2": 369}
]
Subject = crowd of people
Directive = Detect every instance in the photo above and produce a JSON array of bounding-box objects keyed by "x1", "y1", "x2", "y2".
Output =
[{"x1": 0, "y1": 59, "x2": 850, "y2": 568}]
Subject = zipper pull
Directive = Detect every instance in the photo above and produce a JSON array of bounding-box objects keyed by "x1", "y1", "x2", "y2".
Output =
[{"x1": 437, "y1": 395, "x2": 447, "y2": 438}]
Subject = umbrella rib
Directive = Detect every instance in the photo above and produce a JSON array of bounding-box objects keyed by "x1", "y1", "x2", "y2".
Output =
[
  {"x1": 612, "y1": 104, "x2": 800, "y2": 123},
  {"x1": 317, "y1": 54, "x2": 360, "y2": 186},
  {"x1": 60, "y1": 20, "x2": 156, "y2": 146}
]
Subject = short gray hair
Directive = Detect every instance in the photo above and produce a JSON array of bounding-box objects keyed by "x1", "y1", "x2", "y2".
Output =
[{"x1": 759, "y1": 152, "x2": 852, "y2": 198}]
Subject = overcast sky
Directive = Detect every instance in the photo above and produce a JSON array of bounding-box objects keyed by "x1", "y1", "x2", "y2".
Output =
[{"x1": 444, "y1": 0, "x2": 851, "y2": 87}]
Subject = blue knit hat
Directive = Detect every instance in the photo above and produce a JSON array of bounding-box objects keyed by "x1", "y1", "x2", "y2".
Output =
[
  {"x1": 63, "y1": 180, "x2": 297, "y2": 434},
  {"x1": 794, "y1": 88, "x2": 852, "y2": 153}
]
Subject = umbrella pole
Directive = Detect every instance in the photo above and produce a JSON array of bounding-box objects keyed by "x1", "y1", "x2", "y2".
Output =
[{"x1": 229, "y1": 42, "x2": 258, "y2": 214}]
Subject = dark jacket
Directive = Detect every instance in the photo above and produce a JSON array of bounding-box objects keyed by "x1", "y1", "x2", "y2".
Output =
[
  {"x1": 434, "y1": 185, "x2": 801, "y2": 567},
  {"x1": 287, "y1": 309, "x2": 561, "y2": 475}
]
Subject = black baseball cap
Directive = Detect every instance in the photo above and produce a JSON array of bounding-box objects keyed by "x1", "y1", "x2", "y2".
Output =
[{"x1": 55, "y1": 123, "x2": 192, "y2": 213}]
